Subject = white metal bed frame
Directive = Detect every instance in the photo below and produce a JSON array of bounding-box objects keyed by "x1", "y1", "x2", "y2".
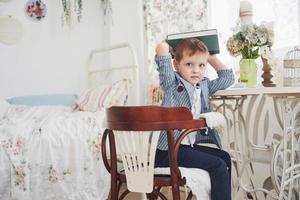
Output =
[{"x1": 87, "y1": 42, "x2": 140, "y2": 104}]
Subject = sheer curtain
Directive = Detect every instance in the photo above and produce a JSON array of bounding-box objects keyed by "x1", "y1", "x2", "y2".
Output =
[{"x1": 208, "y1": 0, "x2": 300, "y2": 86}]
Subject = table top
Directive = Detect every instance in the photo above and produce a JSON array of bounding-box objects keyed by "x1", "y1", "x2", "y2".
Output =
[{"x1": 214, "y1": 87, "x2": 300, "y2": 96}]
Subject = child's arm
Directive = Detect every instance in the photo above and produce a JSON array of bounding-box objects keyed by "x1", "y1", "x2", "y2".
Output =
[
  {"x1": 207, "y1": 55, "x2": 235, "y2": 95},
  {"x1": 155, "y1": 42, "x2": 170, "y2": 56},
  {"x1": 155, "y1": 42, "x2": 176, "y2": 91}
]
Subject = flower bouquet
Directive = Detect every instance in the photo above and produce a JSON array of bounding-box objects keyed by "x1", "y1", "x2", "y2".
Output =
[
  {"x1": 226, "y1": 23, "x2": 273, "y2": 59},
  {"x1": 226, "y1": 23, "x2": 273, "y2": 87}
]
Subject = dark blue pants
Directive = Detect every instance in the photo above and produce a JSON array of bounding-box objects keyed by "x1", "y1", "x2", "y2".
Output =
[{"x1": 155, "y1": 145, "x2": 231, "y2": 200}]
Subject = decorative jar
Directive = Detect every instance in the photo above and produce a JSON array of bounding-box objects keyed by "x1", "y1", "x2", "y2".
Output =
[{"x1": 283, "y1": 47, "x2": 300, "y2": 87}]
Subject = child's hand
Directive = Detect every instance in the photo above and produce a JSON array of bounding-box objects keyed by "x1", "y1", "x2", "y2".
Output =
[
  {"x1": 207, "y1": 54, "x2": 227, "y2": 71},
  {"x1": 207, "y1": 54, "x2": 219, "y2": 64},
  {"x1": 156, "y1": 42, "x2": 170, "y2": 56}
]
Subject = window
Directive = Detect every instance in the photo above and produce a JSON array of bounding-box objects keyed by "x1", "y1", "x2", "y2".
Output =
[
  {"x1": 252, "y1": 0, "x2": 300, "y2": 49},
  {"x1": 208, "y1": 0, "x2": 300, "y2": 84}
]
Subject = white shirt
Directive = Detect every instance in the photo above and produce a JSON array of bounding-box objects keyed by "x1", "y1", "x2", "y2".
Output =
[{"x1": 181, "y1": 85, "x2": 201, "y2": 146}]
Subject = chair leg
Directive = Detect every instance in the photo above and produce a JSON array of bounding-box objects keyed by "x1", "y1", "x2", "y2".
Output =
[
  {"x1": 186, "y1": 191, "x2": 193, "y2": 200},
  {"x1": 156, "y1": 191, "x2": 168, "y2": 200},
  {"x1": 146, "y1": 187, "x2": 168, "y2": 200},
  {"x1": 119, "y1": 189, "x2": 130, "y2": 200},
  {"x1": 146, "y1": 191, "x2": 158, "y2": 200},
  {"x1": 117, "y1": 181, "x2": 123, "y2": 194},
  {"x1": 110, "y1": 182, "x2": 118, "y2": 200},
  {"x1": 146, "y1": 191, "x2": 168, "y2": 200},
  {"x1": 171, "y1": 185, "x2": 181, "y2": 200}
]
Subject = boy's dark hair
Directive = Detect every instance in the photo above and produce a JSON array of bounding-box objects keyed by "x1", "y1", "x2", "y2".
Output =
[{"x1": 175, "y1": 38, "x2": 208, "y2": 62}]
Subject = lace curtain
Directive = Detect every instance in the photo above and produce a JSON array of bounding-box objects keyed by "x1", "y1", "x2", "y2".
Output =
[
  {"x1": 251, "y1": 0, "x2": 299, "y2": 49},
  {"x1": 143, "y1": 0, "x2": 208, "y2": 104}
]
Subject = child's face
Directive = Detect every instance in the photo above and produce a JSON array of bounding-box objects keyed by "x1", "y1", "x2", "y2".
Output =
[{"x1": 173, "y1": 50, "x2": 208, "y2": 85}]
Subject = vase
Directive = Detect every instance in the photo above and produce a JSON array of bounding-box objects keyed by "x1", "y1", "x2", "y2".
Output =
[{"x1": 239, "y1": 58, "x2": 257, "y2": 87}]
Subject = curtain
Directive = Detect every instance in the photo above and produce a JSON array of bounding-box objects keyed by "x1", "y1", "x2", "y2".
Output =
[{"x1": 143, "y1": 0, "x2": 208, "y2": 103}]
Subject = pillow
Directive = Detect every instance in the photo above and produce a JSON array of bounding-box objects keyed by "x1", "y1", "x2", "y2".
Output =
[
  {"x1": 6, "y1": 94, "x2": 77, "y2": 106},
  {"x1": 76, "y1": 79, "x2": 130, "y2": 112}
]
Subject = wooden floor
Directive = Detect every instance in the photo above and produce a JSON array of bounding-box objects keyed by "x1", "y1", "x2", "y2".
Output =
[
  {"x1": 118, "y1": 185, "x2": 197, "y2": 200},
  {"x1": 116, "y1": 185, "x2": 253, "y2": 199}
]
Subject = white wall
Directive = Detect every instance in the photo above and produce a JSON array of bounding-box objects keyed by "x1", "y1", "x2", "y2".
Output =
[
  {"x1": 106, "y1": 0, "x2": 145, "y2": 103},
  {"x1": 0, "y1": 0, "x2": 105, "y2": 98}
]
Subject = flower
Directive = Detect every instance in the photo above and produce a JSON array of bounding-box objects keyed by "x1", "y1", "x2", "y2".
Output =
[{"x1": 226, "y1": 23, "x2": 273, "y2": 59}]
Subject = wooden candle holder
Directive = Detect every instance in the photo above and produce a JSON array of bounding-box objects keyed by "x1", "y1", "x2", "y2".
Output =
[{"x1": 261, "y1": 56, "x2": 276, "y2": 87}]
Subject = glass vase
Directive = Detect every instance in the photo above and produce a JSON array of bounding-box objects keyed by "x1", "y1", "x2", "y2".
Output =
[{"x1": 239, "y1": 58, "x2": 257, "y2": 87}]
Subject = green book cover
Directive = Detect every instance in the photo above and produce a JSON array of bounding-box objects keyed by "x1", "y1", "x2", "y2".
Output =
[{"x1": 166, "y1": 29, "x2": 220, "y2": 55}]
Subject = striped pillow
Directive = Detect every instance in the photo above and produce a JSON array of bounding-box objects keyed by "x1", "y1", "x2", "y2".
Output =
[{"x1": 76, "y1": 79, "x2": 130, "y2": 112}]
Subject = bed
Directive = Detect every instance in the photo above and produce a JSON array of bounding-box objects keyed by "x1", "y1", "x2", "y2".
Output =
[{"x1": 0, "y1": 43, "x2": 139, "y2": 200}]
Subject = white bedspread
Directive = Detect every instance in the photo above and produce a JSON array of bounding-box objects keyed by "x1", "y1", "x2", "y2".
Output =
[{"x1": 0, "y1": 105, "x2": 110, "y2": 200}]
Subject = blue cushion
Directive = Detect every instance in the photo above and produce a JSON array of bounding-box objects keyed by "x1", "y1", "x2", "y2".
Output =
[{"x1": 6, "y1": 94, "x2": 77, "y2": 106}]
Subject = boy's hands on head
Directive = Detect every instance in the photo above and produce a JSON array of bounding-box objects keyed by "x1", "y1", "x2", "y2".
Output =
[
  {"x1": 156, "y1": 42, "x2": 170, "y2": 56},
  {"x1": 207, "y1": 54, "x2": 227, "y2": 71},
  {"x1": 208, "y1": 54, "x2": 219, "y2": 64}
]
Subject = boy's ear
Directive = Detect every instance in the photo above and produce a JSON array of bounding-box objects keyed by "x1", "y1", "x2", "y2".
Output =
[{"x1": 173, "y1": 59, "x2": 178, "y2": 71}]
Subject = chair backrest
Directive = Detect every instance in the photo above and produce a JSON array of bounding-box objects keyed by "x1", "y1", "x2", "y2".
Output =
[
  {"x1": 104, "y1": 106, "x2": 205, "y2": 193},
  {"x1": 113, "y1": 129, "x2": 159, "y2": 193}
]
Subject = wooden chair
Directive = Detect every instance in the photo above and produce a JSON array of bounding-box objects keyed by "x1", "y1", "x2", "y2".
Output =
[{"x1": 101, "y1": 106, "x2": 207, "y2": 200}]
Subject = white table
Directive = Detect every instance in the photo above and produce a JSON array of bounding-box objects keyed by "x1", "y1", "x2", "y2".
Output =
[{"x1": 212, "y1": 87, "x2": 300, "y2": 200}]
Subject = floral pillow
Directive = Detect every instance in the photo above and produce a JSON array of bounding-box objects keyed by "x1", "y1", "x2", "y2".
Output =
[{"x1": 76, "y1": 79, "x2": 130, "y2": 112}]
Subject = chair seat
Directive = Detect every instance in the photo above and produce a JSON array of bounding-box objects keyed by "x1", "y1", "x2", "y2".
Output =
[{"x1": 118, "y1": 170, "x2": 186, "y2": 187}]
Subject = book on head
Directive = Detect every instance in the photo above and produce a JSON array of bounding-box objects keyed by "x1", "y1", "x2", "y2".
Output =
[{"x1": 166, "y1": 29, "x2": 220, "y2": 55}]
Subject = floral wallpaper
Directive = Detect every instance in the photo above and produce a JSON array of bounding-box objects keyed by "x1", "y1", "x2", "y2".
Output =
[{"x1": 143, "y1": 0, "x2": 208, "y2": 103}]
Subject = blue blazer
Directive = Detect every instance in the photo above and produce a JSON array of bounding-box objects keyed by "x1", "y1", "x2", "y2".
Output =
[{"x1": 155, "y1": 55, "x2": 235, "y2": 150}]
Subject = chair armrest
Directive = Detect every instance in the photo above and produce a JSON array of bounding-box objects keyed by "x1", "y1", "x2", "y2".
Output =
[
  {"x1": 174, "y1": 118, "x2": 207, "y2": 154},
  {"x1": 171, "y1": 119, "x2": 207, "y2": 178},
  {"x1": 101, "y1": 129, "x2": 111, "y2": 173},
  {"x1": 168, "y1": 119, "x2": 207, "y2": 180}
]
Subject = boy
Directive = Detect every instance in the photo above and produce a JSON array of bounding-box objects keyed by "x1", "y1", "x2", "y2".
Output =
[{"x1": 154, "y1": 38, "x2": 235, "y2": 200}]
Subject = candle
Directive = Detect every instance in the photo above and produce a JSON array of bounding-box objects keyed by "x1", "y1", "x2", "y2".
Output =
[{"x1": 240, "y1": 0, "x2": 253, "y2": 25}]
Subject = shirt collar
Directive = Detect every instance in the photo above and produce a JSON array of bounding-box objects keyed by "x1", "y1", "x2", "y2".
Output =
[{"x1": 175, "y1": 72, "x2": 203, "y2": 91}]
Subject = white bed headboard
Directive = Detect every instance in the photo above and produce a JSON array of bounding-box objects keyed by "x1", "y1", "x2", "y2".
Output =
[{"x1": 87, "y1": 43, "x2": 140, "y2": 105}]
